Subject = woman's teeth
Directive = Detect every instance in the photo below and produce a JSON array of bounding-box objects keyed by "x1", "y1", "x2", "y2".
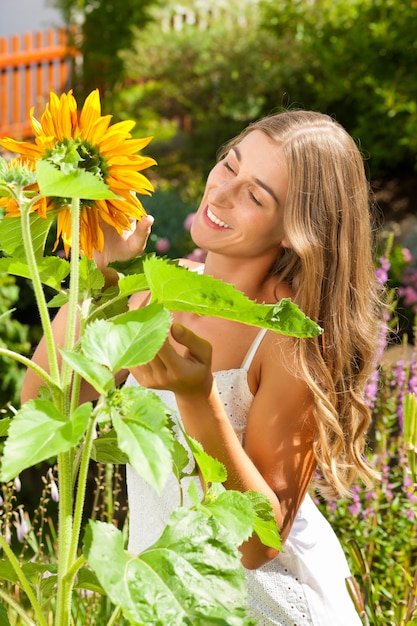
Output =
[{"x1": 207, "y1": 207, "x2": 231, "y2": 229}]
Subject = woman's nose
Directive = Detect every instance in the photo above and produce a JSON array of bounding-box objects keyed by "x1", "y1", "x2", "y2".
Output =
[{"x1": 208, "y1": 179, "x2": 235, "y2": 209}]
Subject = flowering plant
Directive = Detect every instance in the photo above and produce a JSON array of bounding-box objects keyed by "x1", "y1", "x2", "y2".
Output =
[
  {"x1": 318, "y1": 241, "x2": 417, "y2": 626},
  {"x1": 0, "y1": 90, "x2": 321, "y2": 625}
]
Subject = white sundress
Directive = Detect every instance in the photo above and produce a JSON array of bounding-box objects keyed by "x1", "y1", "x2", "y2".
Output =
[{"x1": 125, "y1": 328, "x2": 362, "y2": 626}]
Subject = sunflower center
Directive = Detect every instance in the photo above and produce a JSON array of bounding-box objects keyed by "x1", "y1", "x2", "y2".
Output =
[{"x1": 43, "y1": 138, "x2": 109, "y2": 181}]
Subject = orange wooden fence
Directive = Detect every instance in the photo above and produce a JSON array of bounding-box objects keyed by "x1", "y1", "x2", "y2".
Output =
[{"x1": 0, "y1": 27, "x2": 80, "y2": 141}]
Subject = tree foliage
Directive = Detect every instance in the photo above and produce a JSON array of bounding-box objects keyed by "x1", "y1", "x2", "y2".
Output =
[
  {"x1": 120, "y1": 13, "x2": 284, "y2": 175},
  {"x1": 117, "y1": 0, "x2": 417, "y2": 179},
  {"x1": 51, "y1": 0, "x2": 161, "y2": 102},
  {"x1": 259, "y1": 0, "x2": 417, "y2": 175}
]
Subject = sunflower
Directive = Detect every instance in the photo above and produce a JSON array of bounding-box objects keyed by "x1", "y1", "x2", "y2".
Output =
[{"x1": 0, "y1": 89, "x2": 156, "y2": 258}]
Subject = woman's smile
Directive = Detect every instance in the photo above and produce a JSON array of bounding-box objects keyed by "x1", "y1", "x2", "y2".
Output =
[{"x1": 205, "y1": 206, "x2": 232, "y2": 229}]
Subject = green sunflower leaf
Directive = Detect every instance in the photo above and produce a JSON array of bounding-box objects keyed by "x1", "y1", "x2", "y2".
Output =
[
  {"x1": 143, "y1": 256, "x2": 322, "y2": 338},
  {"x1": 111, "y1": 386, "x2": 174, "y2": 493},
  {"x1": 36, "y1": 159, "x2": 119, "y2": 200},
  {"x1": 84, "y1": 515, "x2": 256, "y2": 626},
  {"x1": 0, "y1": 256, "x2": 69, "y2": 291},
  {"x1": 81, "y1": 302, "x2": 171, "y2": 372},
  {"x1": 0, "y1": 210, "x2": 56, "y2": 258},
  {"x1": 0, "y1": 400, "x2": 91, "y2": 481}
]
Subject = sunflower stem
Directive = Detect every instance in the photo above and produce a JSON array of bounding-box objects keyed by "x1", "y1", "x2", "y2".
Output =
[
  {"x1": 55, "y1": 196, "x2": 82, "y2": 626},
  {"x1": 69, "y1": 409, "x2": 99, "y2": 568},
  {"x1": 60, "y1": 196, "x2": 81, "y2": 411},
  {"x1": 19, "y1": 194, "x2": 61, "y2": 391}
]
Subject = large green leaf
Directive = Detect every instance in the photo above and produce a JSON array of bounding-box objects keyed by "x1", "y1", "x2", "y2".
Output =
[
  {"x1": 84, "y1": 516, "x2": 256, "y2": 626},
  {"x1": 36, "y1": 159, "x2": 119, "y2": 200},
  {"x1": 0, "y1": 400, "x2": 91, "y2": 481},
  {"x1": 90, "y1": 429, "x2": 129, "y2": 464},
  {"x1": 117, "y1": 273, "x2": 149, "y2": 298},
  {"x1": 111, "y1": 386, "x2": 174, "y2": 493},
  {"x1": 59, "y1": 349, "x2": 114, "y2": 395},
  {"x1": 185, "y1": 432, "x2": 227, "y2": 484},
  {"x1": 0, "y1": 256, "x2": 69, "y2": 291},
  {"x1": 245, "y1": 490, "x2": 282, "y2": 552},
  {"x1": 0, "y1": 211, "x2": 56, "y2": 258},
  {"x1": 81, "y1": 302, "x2": 171, "y2": 372},
  {"x1": 143, "y1": 256, "x2": 322, "y2": 338},
  {"x1": 79, "y1": 255, "x2": 105, "y2": 295}
]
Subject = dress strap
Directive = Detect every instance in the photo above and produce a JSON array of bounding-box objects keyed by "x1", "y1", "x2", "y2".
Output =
[{"x1": 240, "y1": 328, "x2": 268, "y2": 372}]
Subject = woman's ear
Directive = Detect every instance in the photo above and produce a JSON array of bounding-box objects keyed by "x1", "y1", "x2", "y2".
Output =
[{"x1": 282, "y1": 236, "x2": 292, "y2": 249}]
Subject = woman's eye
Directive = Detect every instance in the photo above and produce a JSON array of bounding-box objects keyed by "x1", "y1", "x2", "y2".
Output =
[
  {"x1": 223, "y1": 161, "x2": 235, "y2": 174},
  {"x1": 250, "y1": 192, "x2": 262, "y2": 206}
]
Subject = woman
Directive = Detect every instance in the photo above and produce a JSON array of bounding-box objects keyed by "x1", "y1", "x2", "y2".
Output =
[{"x1": 23, "y1": 110, "x2": 380, "y2": 625}]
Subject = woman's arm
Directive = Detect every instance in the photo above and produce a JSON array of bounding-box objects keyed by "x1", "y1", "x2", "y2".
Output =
[{"x1": 130, "y1": 323, "x2": 316, "y2": 570}]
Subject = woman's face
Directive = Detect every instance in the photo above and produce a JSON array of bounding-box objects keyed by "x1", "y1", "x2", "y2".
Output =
[{"x1": 191, "y1": 130, "x2": 289, "y2": 262}]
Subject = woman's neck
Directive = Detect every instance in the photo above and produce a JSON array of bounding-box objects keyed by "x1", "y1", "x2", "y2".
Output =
[{"x1": 202, "y1": 252, "x2": 280, "y2": 303}]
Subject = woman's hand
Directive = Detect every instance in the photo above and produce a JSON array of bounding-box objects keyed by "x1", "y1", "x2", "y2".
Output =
[
  {"x1": 130, "y1": 323, "x2": 213, "y2": 398},
  {"x1": 93, "y1": 214, "x2": 154, "y2": 271}
]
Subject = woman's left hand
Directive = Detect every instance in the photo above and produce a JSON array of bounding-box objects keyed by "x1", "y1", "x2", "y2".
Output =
[{"x1": 130, "y1": 323, "x2": 213, "y2": 398}]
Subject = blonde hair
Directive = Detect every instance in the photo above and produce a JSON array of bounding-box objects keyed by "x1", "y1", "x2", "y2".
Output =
[{"x1": 222, "y1": 110, "x2": 381, "y2": 498}]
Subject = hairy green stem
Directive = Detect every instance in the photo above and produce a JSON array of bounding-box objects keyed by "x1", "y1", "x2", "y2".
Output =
[
  {"x1": 69, "y1": 412, "x2": 99, "y2": 566},
  {"x1": 55, "y1": 451, "x2": 73, "y2": 626},
  {"x1": 55, "y1": 197, "x2": 81, "y2": 626},
  {"x1": 20, "y1": 196, "x2": 61, "y2": 391},
  {"x1": 0, "y1": 347, "x2": 59, "y2": 392},
  {"x1": 0, "y1": 535, "x2": 47, "y2": 626},
  {"x1": 60, "y1": 196, "x2": 81, "y2": 412}
]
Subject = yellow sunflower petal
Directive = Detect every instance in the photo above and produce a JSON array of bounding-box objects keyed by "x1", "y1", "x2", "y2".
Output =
[
  {"x1": 0, "y1": 197, "x2": 20, "y2": 216},
  {"x1": 0, "y1": 137, "x2": 42, "y2": 160},
  {"x1": 107, "y1": 170, "x2": 155, "y2": 193},
  {"x1": 89, "y1": 115, "x2": 113, "y2": 145},
  {"x1": 80, "y1": 205, "x2": 104, "y2": 258},
  {"x1": 79, "y1": 90, "x2": 102, "y2": 142},
  {"x1": 58, "y1": 92, "x2": 73, "y2": 140},
  {"x1": 105, "y1": 154, "x2": 157, "y2": 170},
  {"x1": 40, "y1": 106, "x2": 57, "y2": 140},
  {"x1": 54, "y1": 209, "x2": 72, "y2": 257}
]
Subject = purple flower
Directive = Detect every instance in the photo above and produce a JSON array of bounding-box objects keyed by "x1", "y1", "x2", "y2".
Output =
[
  {"x1": 402, "y1": 248, "x2": 414, "y2": 264},
  {"x1": 155, "y1": 237, "x2": 170, "y2": 253},
  {"x1": 186, "y1": 247, "x2": 207, "y2": 263},
  {"x1": 404, "y1": 474, "x2": 417, "y2": 504},
  {"x1": 376, "y1": 256, "x2": 391, "y2": 287},
  {"x1": 183, "y1": 212, "x2": 196, "y2": 231}
]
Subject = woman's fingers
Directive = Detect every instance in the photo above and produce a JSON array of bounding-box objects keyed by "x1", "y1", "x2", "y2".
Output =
[
  {"x1": 170, "y1": 323, "x2": 212, "y2": 366},
  {"x1": 94, "y1": 214, "x2": 154, "y2": 269},
  {"x1": 131, "y1": 325, "x2": 213, "y2": 395}
]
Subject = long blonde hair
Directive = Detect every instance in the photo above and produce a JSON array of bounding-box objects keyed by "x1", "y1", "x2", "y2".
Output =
[{"x1": 223, "y1": 110, "x2": 381, "y2": 498}]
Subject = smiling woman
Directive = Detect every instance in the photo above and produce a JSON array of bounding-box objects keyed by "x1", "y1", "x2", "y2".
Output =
[
  {"x1": 22, "y1": 109, "x2": 382, "y2": 625},
  {"x1": 122, "y1": 110, "x2": 381, "y2": 624},
  {"x1": 190, "y1": 131, "x2": 290, "y2": 268}
]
